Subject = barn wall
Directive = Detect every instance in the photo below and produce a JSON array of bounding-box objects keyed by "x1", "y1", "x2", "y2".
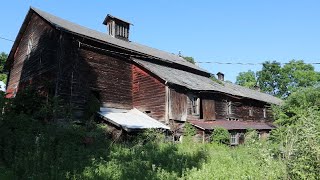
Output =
[
  {"x1": 212, "y1": 94, "x2": 272, "y2": 122},
  {"x1": 132, "y1": 64, "x2": 166, "y2": 121},
  {"x1": 169, "y1": 88, "x2": 188, "y2": 121},
  {"x1": 167, "y1": 89, "x2": 272, "y2": 122},
  {"x1": 7, "y1": 13, "x2": 58, "y2": 97},
  {"x1": 77, "y1": 48, "x2": 132, "y2": 109},
  {"x1": 80, "y1": 49, "x2": 132, "y2": 109},
  {"x1": 53, "y1": 37, "x2": 133, "y2": 112}
]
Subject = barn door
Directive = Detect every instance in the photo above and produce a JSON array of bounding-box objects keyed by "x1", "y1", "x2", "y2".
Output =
[
  {"x1": 202, "y1": 99, "x2": 216, "y2": 120},
  {"x1": 168, "y1": 89, "x2": 188, "y2": 121}
]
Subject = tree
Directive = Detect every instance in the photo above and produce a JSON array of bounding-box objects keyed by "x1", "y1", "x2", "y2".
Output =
[
  {"x1": 183, "y1": 56, "x2": 195, "y2": 64},
  {"x1": 0, "y1": 52, "x2": 7, "y2": 72},
  {"x1": 256, "y1": 60, "x2": 320, "y2": 98},
  {"x1": 256, "y1": 61, "x2": 282, "y2": 97},
  {"x1": 273, "y1": 86, "x2": 320, "y2": 126},
  {"x1": 281, "y1": 60, "x2": 320, "y2": 97},
  {"x1": 0, "y1": 52, "x2": 8, "y2": 83},
  {"x1": 270, "y1": 87, "x2": 320, "y2": 179},
  {"x1": 235, "y1": 70, "x2": 257, "y2": 89},
  {"x1": 211, "y1": 127, "x2": 229, "y2": 144}
]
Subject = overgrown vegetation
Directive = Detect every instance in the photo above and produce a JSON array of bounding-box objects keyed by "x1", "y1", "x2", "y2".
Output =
[
  {"x1": 0, "y1": 86, "x2": 319, "y2": 179},
  {"x1": 0, "y1": 52, "x2": 8, "y2": 84},
  {"x1": 182, "y1": 56, "x2": 195, "y2": 64},
  {"x1": 270, "y1": 86, "x2": 320, "y2": 179},
  {"x1": 211, "y1": 127, "x2": 229, "y2": 144}
]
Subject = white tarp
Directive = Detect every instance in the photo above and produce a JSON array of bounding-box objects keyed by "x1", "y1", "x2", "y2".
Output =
[
  {"x1": 0, "y1": 81, "x2": 6, "y2": 92},
  {"x1": 98, "y1": 108, "x2": 170, "y2": 131}
]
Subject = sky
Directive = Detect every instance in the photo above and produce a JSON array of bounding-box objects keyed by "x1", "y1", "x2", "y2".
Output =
[{"x1": 1, "y1": 0, "x2": 320, "y2": 82}]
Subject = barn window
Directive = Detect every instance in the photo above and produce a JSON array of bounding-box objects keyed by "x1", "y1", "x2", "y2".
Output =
[
  {"x1": 114, "y1": 24, "x2": 128, "y2": 38},
  {"x1": 191, "y1": 97, "x2": 199, "y2": 115},
  {"x1": 263, "y1": 108, "x2": 267, "y2": 118},
  {"x1": 227, "y1": 101, "x2": 232, "y2": 115},
  {"x1": 188, "y1": 95, "x2": 200, "y2": 115},
  {"x1": 249, "y1": 107, "x2": 253, "y2": 116},
  {"x1": 230, "y1": 132, "x2": 238, "y2": 145}
]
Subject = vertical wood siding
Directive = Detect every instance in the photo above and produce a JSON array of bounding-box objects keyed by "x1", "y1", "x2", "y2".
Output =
[
  {"x1": 7, "y1": 13, "x2": 58, "y2": 97},
  {"x1": 55, "y1": 39, "x2": 133, "y2": 111},
  {"x1": 202, "y1": 98, "x2": 216, "y2": 120},
  {"x1": 169, "y1": 88, "x2": 188, "y2": 121},
  {"x1": 78, "y1": 48, "x2": 133, "y2": 109},
  {"x1": 132, "y1": 64, "x2": 166, "y2": 121},
  {"x1": 213, "y1": 95, "x2": 273, "y2": 122}
]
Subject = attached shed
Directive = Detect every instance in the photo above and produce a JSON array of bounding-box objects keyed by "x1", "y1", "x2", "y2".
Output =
[{"x1": 189, "y1": 120, "x2": 276, "y2": 144}]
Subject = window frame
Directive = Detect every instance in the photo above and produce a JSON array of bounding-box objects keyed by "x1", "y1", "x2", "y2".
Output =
[
  {"x1": 263, "y1": 108, "x2": 267, "y2": 118},
  {"x1": 230, "y1": 132, "x2": 238, "y2": 145},
  {"x1": 249, "y1": 107, "x2": 253, "y2": 117},
  {"x1": 188, "y1": 95, "x2": 200, "y2": 116},
  {"x1": 227, "y1": 101, "x2": 232, "y2": 115}
]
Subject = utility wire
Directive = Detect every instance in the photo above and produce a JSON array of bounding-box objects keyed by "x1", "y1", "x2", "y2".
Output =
[
  {"x1": 79, "y1": 41, "x2": 320, "y2": 66},
  {"x1": 2, "y1": 36, "x2": 320, "y2": 66},
  {"x1": 196, "y1": 61, "x2": 320, "y2": 65},
  {"x1": 0, "y1": 36, "x2": 14, "y2": 42}
]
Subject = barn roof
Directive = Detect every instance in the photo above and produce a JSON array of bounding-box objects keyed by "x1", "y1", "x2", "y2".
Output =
[
  {"x1": 28, "y1": 7, "x2": 206, "y2": 73},
  {"x1": 133, "y1": 58, "x2": 283, "y2": 105},
  {"x1": 189, "y1": 120, "x2": 276, "y2": 130}
]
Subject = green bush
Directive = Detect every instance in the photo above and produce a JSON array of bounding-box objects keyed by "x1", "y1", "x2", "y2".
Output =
[
  {"x1": 271, "y1": 108, "x2": 320, "y2": 180},
  {"x1": 184, "y1": 122, "x2": 196, "y2": 137},
  {"x1": 271, "y1": 86, "x2": 320, "y2": 180},
  {"x1": 244, "y1": 128, "x2": 259, "y2": 145},
  {"x1": 211, "y1": 127, "x2": 229, "y2": 144}
]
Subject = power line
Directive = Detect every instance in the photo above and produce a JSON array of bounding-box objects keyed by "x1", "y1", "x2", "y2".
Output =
[
  {"x1": 195, "y1": 61, "x2": 320, "y2": 65},
  {"x1": 0, "y1": 36, "x2": 14, "y2": 42},
  {"x1": 79, "y1": 41, "x2": 320, "y2": 66},
  {"x1": 2, "y1": 36, "x2": 320, "y2": 66},
  {"x1": 196, "y1": 62, "x2": 262, "y2": 65}
]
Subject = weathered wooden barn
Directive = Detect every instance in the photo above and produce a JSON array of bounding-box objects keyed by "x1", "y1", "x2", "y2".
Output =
[{"x1": 5, "y1": 7, "x2": 282, "y2": 144}]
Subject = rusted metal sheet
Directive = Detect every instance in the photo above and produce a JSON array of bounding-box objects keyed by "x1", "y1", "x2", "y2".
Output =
[
  {"x1": 169, "y1": 88, "x2": 188, "y2": 121},
  {"x1": 202, "y1": 98, "x2": 216, "y2": 120},
  {"x1": 132, "y1": 64, "x2": 166, "y2": 121},
  {"x1": 189, "y1": 120, "x2": 276, "y2": 130}
]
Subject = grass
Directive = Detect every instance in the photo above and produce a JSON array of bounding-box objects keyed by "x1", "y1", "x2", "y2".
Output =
[{"x1": 0, "y1": 132, "x2": 286, "y2": 179}]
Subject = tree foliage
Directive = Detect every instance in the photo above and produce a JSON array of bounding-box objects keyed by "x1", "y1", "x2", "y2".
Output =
[
  {"x1": 0, "y1": 52, "x2": 7, "y2": 72},
  {"x1": 271, "y1": 108, "x2": 320, "y2": 180},
  {"x1": 183, "y1": 56, "x2": 195, "y2": 64},
  {"x1": 270, "y1": 87, "x2": 320, "y2": 179},
  {"x1": 236, "y1": 60, "x2": 320, "y2": 98},
  {"x1": 235, "y1": 70, "x2": 257, "y2": 89},
  {"x1": 211, "y1": 127, "x2": 229, "y2": 144},
  {"x1": 273, "y1": 86, "x2": 320, "y2": 126},
  {"x1": 0, "y1": 52, "x2": 8, "y2": 83},
  {"x1": 258, "y1": 60, "x2": 320, "y2": 98},
  {"x1": 256, "y1": 61, "x2": 283, "y2": 96}
]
